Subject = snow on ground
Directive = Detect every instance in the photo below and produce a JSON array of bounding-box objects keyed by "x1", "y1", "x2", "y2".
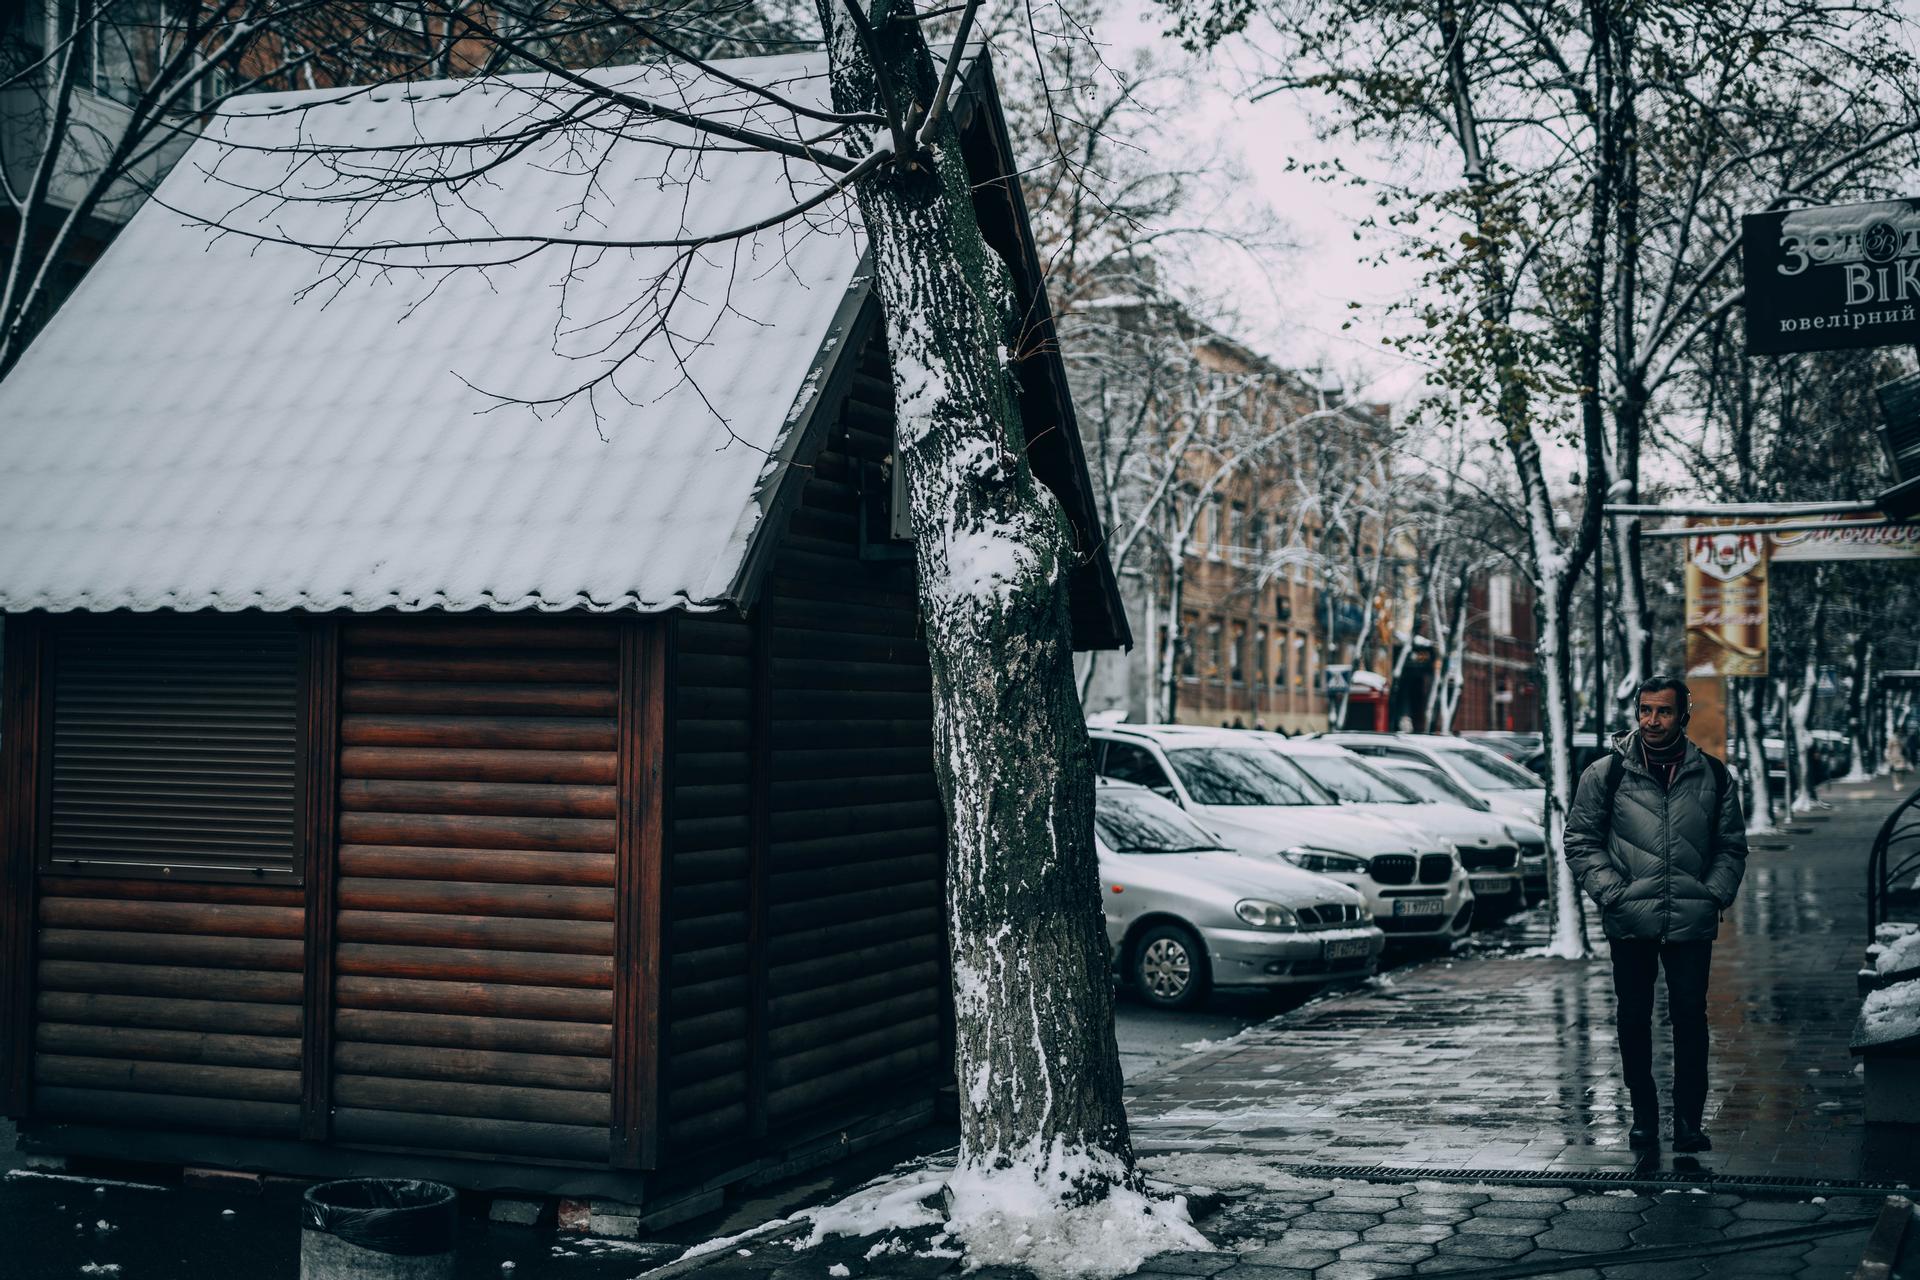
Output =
[
  {"x1": 800, "y1": 1168, "x2": 946, "y2": 1247},
  {"x1": 1858, "y1": 979, "x2": 1920, "y2": 1048},
  {"x1": 944, "y1": 1145, "x2": 1210, "y2": 1280},
  {"x1": 1868, "y1": 927, "x2": 1920, "y2": 975},
  {"x1": 2, "y1": 1170, "x2": 166, "y2": 1192},
  {"x1": 672, "y1": 1146, "x2": 1216, "y2": 1280}
]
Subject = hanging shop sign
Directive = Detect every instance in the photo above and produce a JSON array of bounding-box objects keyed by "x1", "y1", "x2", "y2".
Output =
[
  {"x1": 1743, "y1": 197, "x2": 1920, "y2": 355},
  {"x1": 1767, "y1": 516, "x2": 1920, "y2": 562},
  {"x1": 1684, "y1": 523, "x2": 1769, "y2": 678}
]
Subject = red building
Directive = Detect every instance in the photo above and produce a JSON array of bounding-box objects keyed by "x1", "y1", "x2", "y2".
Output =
[{"x1": 1453, "y1": 571, "x2": 1541, "y2": 733}]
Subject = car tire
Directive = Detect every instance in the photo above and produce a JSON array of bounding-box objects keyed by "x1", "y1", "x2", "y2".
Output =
[{"x1": 1133, "y1": 923, "x2": 1211, "y2": 1010}]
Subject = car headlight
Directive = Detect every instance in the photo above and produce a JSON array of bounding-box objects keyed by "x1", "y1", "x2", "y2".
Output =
[
  {"x1": 1356, "y1": 905, "x2": 1374, "y2": 924},
  {"x1": 1235, "y1": 899, "x2": 1300, "y2": 930},
  {"x1": 1282, "y1": 847, "x2": 1369, "y2": 874}
]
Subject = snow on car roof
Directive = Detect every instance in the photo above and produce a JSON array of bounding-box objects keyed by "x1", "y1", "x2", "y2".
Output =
[{"x1": 0, "y1": 55, "x2": 865, "y2": 615}]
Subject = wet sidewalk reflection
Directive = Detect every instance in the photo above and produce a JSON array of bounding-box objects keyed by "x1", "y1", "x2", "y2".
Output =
[{"x1": 1125, "y1": 780, "x2": 1920, "y2": 1187}]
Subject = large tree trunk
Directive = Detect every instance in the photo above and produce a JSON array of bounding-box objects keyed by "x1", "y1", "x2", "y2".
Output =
[{"x1": 820, "y1": 1, "x2": 1140, "y2": 1226}]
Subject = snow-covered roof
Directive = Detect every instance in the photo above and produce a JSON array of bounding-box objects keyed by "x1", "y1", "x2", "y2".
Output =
[{"x1": 0, "y1": 54, "x2": 870, "y2": 615}]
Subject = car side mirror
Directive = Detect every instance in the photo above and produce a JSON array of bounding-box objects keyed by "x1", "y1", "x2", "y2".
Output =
[{"x1": 1150, "y1": 785, "x2": 1180, "y2": 805}]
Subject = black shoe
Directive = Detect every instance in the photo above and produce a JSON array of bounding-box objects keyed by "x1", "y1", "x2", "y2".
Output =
[
  {"x1": 1628, "y1": 1113, "x2": 1660, "y2": 1150},
  {"x1": 1673, "y1": 1119, "x2": 1712, "y2": 1152}
]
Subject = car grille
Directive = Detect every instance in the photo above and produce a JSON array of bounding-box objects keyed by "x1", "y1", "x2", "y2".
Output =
[
  {"x1": 1419, "y1": 852, "x2": 1454, "y2": 883},
  {"x1": 1369, "y1": 854, "x2": 1415, "y2": 885},
  {"x1": 1297, "y1": 902, "x2": 1366, "y2": 928},
  {"x1": 1460, "y1": 845, "x2": 1518, "y2": 872}
]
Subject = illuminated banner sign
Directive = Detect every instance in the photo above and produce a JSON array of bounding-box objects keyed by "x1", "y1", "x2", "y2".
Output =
[
  {"x1": 1744, "y1": 197, "x2": 1920, "y2": 354},
  {"x1": 1684, "y1": 524, "x2": 1768, "y2": 678},
  {"x1": 1767, "y1": 517, "x2": 1920, "y2": 562}
]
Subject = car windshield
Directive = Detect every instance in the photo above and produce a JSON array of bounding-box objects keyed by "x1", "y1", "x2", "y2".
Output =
[
  {"x1": 1434, "y1": 745, "x2": 1540, "y2": 791},
  {"x1": 1290, "y1": 754, "x2": 1416, "y2": 804},
  {"x1": 1167, "y1": 748, "x2": 1329, "y2": 806},
  {"x1": 1387, "y1": 765, "x2": 1489, "y2": 810},
  {"x1": 1095, "y1": 789, "x2": 1226, "y2": 853}
]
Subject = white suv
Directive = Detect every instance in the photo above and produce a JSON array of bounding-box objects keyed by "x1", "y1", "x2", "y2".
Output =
[
  {"x1": 1089, "y1": 725, "x2": 1475, "y2": 948},
  {"x1": 1254, "y1": 736, "x2": 1526, "y2": 918}
]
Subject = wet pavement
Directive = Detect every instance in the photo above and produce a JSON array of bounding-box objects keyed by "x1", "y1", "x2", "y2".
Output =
[
  {"x1": 1124, "y1": 777, "x2": 1920, "y2": 1187},
  {"x1": 0, "y1": 778, "x2": 1913, "y2": 1279}
]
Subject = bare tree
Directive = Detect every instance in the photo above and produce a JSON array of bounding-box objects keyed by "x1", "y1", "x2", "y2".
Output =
[{"x1": 113, "y1": 0, "x2": 1247, "y2": 1248}]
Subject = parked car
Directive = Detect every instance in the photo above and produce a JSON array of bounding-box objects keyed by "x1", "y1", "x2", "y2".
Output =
[
  {"x1": 1257, "y1": 736, "x2": 1527, "y2": 918},
  {"x1": 1463, "y1": 731, "x2": 1543, "y2": 762},
  {"x1": 1089, "y1": 725, "x2": 1476, "y2": 949},
  {"x1": 1378, "y1": 760, "x2": 1551, "y2": 904},
  {"x1": 1095, "y1": 779, "x2": 1386, "y2": 1009},
  {"x1": 1519, "y1": 731, "x2": 1612, "y2": 782},
  {"x1": 1318, "y1": 732, "x2": 1549, "y2": 831}
]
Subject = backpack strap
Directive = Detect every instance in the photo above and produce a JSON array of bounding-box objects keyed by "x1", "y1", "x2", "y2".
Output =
[{"x1": 1702, "y1": 753, "x2": 1729, "y2": 859}]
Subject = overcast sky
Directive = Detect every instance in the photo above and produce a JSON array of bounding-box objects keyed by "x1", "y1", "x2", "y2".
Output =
[{"x1": 1096, "y1": 0, "x2": 1433, "y2": 408}]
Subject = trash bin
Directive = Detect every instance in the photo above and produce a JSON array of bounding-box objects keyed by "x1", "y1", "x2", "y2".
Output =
[{"x1": 300, "y1": 1178, "x2": 458, "y2": 1280}]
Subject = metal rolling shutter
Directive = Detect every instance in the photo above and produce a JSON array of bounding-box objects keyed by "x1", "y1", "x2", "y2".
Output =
[{"x1": 46, "y1": 616, "x2": 301, "y2": 881}]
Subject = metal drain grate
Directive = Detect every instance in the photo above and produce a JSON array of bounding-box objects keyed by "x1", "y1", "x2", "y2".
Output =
[{"x1": 1281, "y1": 1163, "x2": 1918, "y2": 1198}]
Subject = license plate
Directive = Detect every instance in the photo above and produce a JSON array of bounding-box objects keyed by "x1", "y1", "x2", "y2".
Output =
[
  {"x1": 1324, "y1": 937, "x2": 1372, "y2": 959},
  {"x1": 1471, "y1": 877, "x2": 1512, "y2": 894},
  {"x1": 1392, "y1": 898, "x2": 1446, "y2": 917}
]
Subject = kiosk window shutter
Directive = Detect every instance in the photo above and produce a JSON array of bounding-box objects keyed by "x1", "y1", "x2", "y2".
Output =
[{"x1": 46, "y1": 615, "x2": 302, "y2": 882}]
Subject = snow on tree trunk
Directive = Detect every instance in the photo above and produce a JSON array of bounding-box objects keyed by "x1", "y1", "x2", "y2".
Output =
[
  {"x1": 1846, "y1": 635, "x2": 1874, "y2": 782},
  {"x1": 1789, "y1": 583, "x2": 1825, "y2": 811},
  {"x1": 1510, "y1": 433, "x2": 1587, "y2": 959},
  {"x1": 1738, "y1": 679, "x2": 1774, "y2": 834},
  {"x1": 820, "y1": 9, "x2": 1203, "y2": 1271},
  {"x1": 1161, "y1": 542, "x2": 1188, "y2": 722},
  {"x1": 1609, "y1": 514, "x2": 1649, "y2": 721}
]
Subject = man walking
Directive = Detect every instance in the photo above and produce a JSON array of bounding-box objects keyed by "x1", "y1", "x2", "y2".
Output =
[{"x1": 1563, "y1": 676, "x2": 1748, "y2": 1153}]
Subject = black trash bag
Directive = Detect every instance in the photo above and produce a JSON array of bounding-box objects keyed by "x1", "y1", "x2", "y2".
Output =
[{"x1": 302, "y1": 1179, "x2": 457, "y2": 1256}]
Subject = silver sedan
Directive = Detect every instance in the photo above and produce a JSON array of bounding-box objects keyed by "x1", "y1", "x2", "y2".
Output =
[{"x1": 1096, "y1": 780, "x2": 1387, "y2": 1010}]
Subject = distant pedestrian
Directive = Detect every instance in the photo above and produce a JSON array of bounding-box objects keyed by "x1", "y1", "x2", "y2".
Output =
[
  {"x1": 1889, "y1": 732, "x2": 1910, "y2": 782},
  {"x1": 1232, "y1": 717, "x2": 1246, "y2": 730},
  {"x1": 1563, "y1": 675, "x2": 1749, "y2": 1154}
]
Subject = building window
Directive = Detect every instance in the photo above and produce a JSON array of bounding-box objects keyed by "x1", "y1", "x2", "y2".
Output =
[
  {"x1": 1291, "y1": 633, "x2": 1306, "y2": 690},
  {"x1": 1230, "y1": 502, "x2": 1248, "y2": 553},
  {"x1": 1211, "y1": 496, "x2": 1226, "y2": 556},
  {"x1": 1489, "y1": 573, "x2": 1514, "y2": 638},
  {"x1": 1230, "y1": 623, "x2": 1246, "y2": 685},
  {"x1": 1181, "y1": 613, "x2": 1198, "y2": 680},
  {"x1": 1255, "y1": 626, "x2": 1268, "y2": 688},
  {"x1": 44, "y1": 614, "x2": 303, "y2": 882},
  {"x1": 1207, "y1": 619, "x2": 1223, "y2": 681}
]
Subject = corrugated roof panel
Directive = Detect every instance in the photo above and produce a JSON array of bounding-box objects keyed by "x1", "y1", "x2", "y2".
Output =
[{"x1": 0, "y1": 54, "x2": 864, "y2": 615}]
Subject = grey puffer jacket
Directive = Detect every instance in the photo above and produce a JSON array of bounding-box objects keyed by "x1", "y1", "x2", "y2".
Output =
[{"x1": 1562, "y1": 731, "x2": 1748, "y2": 943}]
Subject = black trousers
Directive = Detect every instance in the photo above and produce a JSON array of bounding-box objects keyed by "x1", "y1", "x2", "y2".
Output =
[{"x1": 1607, "y1": 938, "x2": 1714, "y2": 1125}]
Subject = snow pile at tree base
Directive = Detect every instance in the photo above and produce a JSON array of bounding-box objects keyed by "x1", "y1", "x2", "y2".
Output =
[
  {"x1": 944, "y1": 1146, "x2": 1210, "y2": 1280},
  {"x1": 700, "y1": 1147, "x2": 1212, "y2": 1280}
]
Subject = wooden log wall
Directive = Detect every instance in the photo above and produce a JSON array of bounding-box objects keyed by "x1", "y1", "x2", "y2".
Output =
[
  {"x1": 759, "y1": 336, "x2": 945, "y2": 1129},
  {"x1": 329, "y1": 619, "x2": 622, "y2": 1163},
  {"x1": 663, "y1": 612, "x2": 754, "y2": 1150},
  {"x1": 31, "y1": 875, "x2": 307, "y2": 1136}
]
